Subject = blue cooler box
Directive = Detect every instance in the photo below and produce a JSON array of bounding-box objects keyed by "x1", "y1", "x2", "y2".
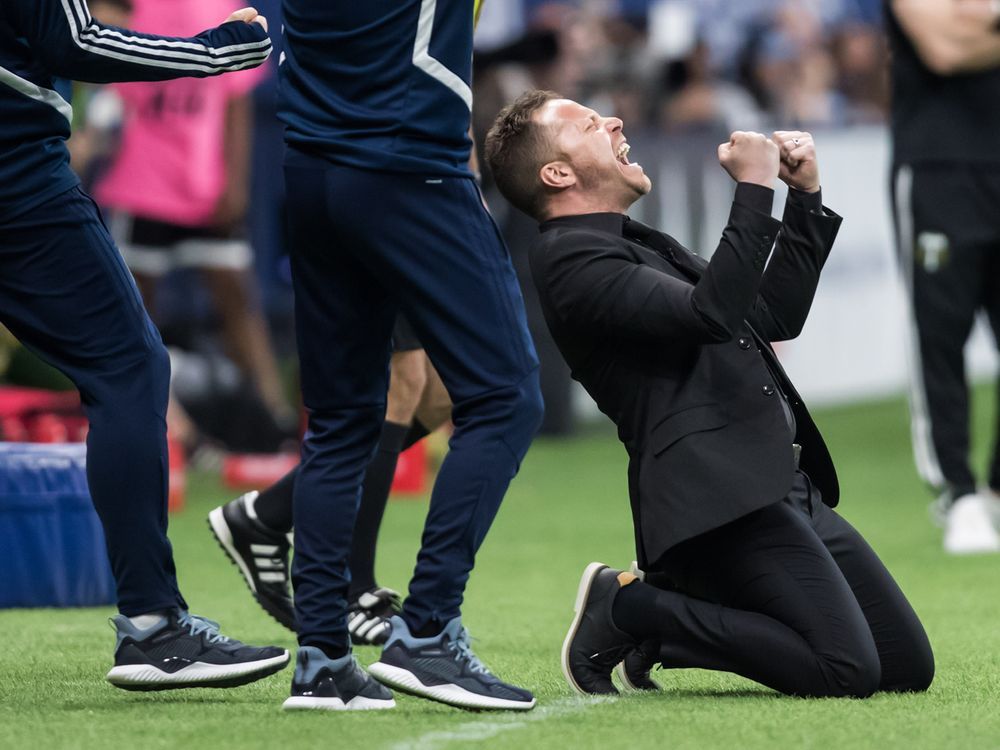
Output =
[{"x1": 0, "y1": 442, "x2": 117, "y2": 608}]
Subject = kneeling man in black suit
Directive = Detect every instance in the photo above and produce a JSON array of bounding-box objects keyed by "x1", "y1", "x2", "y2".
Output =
[{"x1": 484, "y1": 91, "x2": 933, "y2": 699}]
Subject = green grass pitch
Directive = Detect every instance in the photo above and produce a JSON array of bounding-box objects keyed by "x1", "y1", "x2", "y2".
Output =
[{"x1": 1, "y1": 386, "x2": 999, "y2": 749}]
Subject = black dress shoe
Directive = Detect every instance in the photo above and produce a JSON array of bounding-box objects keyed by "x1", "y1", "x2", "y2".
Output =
[
  {"x1": 560, "y1": 562, "x2": 637, "y2": 695},
  {"x1": 616, "y1": 638, "x2": 661, "y2": 691}
]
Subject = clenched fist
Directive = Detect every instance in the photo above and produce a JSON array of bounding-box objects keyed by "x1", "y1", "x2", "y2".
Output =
[
  {"x1": 225, "y1": 7, "x2": 268, "y2": 32},
  {"x1": 771, "y1": 131, "x2": 819, "y2": 193},
  {"x1": 717, "y1": 131, "x2": 780, "y2": 189}
]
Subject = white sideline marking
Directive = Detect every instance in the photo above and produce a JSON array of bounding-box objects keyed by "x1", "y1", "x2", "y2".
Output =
[{"x1": 389, "y1": 696, "x2": 606, "y2": 750}]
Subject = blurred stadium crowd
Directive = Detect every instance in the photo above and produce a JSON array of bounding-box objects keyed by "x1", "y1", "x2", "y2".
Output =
[
  {"x1": 474, "y1": 0, "x2": 887, "y2": 137},
  {"x1": 1, "y1": 0, "x2": 890, "y2": 457}
]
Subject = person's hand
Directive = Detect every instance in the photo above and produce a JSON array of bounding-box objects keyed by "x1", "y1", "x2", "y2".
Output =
[
  {"x1": 771, "y1": 130, "x2": 820, "y2": 193},
  {"x1": 225, "y1": 7, "x2": 268, "y2": 33},
  {"x1": 717, "y1": 131, "x2": 780, "y2": 189},
  {"x1": 954, "y1": 0, "x2": 1000, "y2": 24}
]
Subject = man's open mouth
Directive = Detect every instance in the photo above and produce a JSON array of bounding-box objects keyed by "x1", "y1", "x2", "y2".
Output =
[{"x1": 616, "y1": 141, "x2": 631, "y2": 166}]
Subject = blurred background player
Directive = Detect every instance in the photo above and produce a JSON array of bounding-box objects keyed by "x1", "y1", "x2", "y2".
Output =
[
  {"x1": 277, "y1": 0, "x2": 544, "y2": 711},
  {"x1": 0, "y1": 0, "x2": 288, "y2": 689},
  {"x1": 94, "y1": 0, "x2": 294, "y2": 453},
  {"x1": 887, "y1": 0, "x2": 1000, "y2": 554},
  {"x1": 208, "y1": 322, "x2": 452, "y2": 645}
]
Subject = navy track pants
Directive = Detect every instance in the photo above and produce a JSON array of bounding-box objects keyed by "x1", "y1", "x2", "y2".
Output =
[
  {"x1": 0, "y1": 187, "x2": 184, "y2": 616},
  {"x1": 284, "y1": 152, "x2": 543, "y2": 653}
]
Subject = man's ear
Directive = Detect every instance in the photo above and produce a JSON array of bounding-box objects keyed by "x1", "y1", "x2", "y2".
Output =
[{"x1": 540, "y1": 161, "x2": 575, "y2": 190}]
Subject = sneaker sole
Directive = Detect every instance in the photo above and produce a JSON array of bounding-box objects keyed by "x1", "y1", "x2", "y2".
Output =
[
  {"x1": 282, "y1": 695, "x2": 396, "y2": 711},
  {"x1": 367, "y1": 662, "x2": 535, "y2": 711},
  {"x1": 106, "y1": 651, "x2": 289, "y2": 691},
  {"x1": 207, "y1": 505, "x2": 297, "y2": 632},
  {"x1": 560, "y1": 561, "x2": 608, "y2": 696}
]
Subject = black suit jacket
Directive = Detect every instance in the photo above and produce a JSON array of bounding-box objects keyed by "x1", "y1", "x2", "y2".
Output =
[{"x1": 529, "y1": 183, "x2": 843, "y2": 566}]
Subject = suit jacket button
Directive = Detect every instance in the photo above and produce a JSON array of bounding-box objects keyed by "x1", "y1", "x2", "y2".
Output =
[
  {"x1": 738, "y1": 337, "x2": 751, "y2": 350},
  {"x1": 762, "y1": 384, "x2": 775, "y2": 396}
]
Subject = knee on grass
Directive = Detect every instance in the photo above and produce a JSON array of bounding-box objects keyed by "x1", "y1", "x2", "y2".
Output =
[{"x1": 816, "y1": 647, "x2": 881, "y2": 699}]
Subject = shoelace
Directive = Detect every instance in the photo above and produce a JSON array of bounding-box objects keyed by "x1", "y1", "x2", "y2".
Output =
[
  {"x1": 179, "y1": 612, "x2": 231, "y2": 644},
  {"x1": 449, "y1": 628, "x2": 492, "y2": 675}
]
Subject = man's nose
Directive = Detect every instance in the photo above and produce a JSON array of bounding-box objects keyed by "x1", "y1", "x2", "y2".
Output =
[{"x1": 604, "y1": 117, "x2": 623, "y2": 133}]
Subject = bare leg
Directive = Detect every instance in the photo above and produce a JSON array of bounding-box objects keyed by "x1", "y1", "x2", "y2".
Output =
[{"x1": 199, "y1": 266, "x2": 292, "y2": 424}]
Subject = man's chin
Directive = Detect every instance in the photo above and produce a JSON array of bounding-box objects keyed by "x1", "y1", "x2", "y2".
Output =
[{"x1": 632, "y1": 175, "x2": 653, "y2": 197}]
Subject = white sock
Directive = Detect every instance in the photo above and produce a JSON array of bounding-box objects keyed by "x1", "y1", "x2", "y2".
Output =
[{"x1": 128, "y1": 612, "x2": 167, "y2": 629}]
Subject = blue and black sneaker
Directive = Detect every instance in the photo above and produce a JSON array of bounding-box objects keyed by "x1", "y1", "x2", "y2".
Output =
[
  {"x1": 283, "y1": 647, "x2": 395, "y2": 711},
  {"x1": 367, "y1": 616, "x2": 536, "y2": 711},
  {"x1": 106, "y1": 610, "x2": 289, "y2": 691}
]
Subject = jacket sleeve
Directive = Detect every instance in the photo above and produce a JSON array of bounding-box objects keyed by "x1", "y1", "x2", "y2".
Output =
[
  {"x1": 14, "y1": 0, "x2": 271, "y2": 84},
  {"x1": 749, "y1": 188, "x2": 843, "y2": 341},
  {"x1": 536, "y1": 184, "x2": 782, "y2": 345}
]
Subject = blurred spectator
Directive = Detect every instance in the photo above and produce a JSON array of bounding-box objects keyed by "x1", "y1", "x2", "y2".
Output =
[
  {"x1": 94, "y1": 0, "x2": 294, "y2": 451},
  {"x1": 473, "y1": 0, "x2": 888, "y2": 132},
  {"x1": 659, "y1": 41, "x2": 764, "y2": 133},
  {"x1": 754, "y1": 1, "x2": 849, "y2": 127}
]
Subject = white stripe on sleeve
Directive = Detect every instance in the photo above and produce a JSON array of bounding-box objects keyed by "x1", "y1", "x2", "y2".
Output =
[{"x1": 59, "y1": 0, "x2": 270, "y2": 74}]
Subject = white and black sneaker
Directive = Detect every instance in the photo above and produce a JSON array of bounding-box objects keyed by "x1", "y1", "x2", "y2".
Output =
[
  {"x1": 348, "y1": 587, "x2": 401, "y2": 646},
  {"x1": 106, "y1": 610, "x2": 289, "y2": 690},
  {"x1": 368, "y1": 615, "x2": 536, "y2": 711},
  {"x1": 208, "y1": 492, "x2": 296, "y2": 631},
  {"x1": 282, "y1": 646, "x2": 395, "y2": 711}
]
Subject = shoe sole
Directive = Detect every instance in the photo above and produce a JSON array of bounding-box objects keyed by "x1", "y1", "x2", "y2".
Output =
[
  {"x1": 107, "y1": 651, "x2": 289, "y2": 691},
  {"x1": 613, "y1": 661, "x2": 659, "y2": 692},
  {"x1": 613, "y1": 662, "x2": 636, "y2": 691},
  {"x1": 282, "y1": 695, "x2": 396, "y2": 711},
  {"x1": 207, "y1": 504, "x2": 297, "y2": 632},
  {"x1": 560, "y1": 561, "x2": 608, "y2": 696},
  {"x1": 367, "y1": 662, "x2": 535, "y2": 711}
]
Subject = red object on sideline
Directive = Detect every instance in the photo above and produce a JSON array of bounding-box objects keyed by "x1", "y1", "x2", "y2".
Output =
[
  {"x1": 28, "y1": 413, "x2": 68, "y2": 443},
  {"x1": 391, "y1": 441, "x2": 427, "y2": 496},
  {"x1": 0, "y1": 386, "x2": 80, "y2": 417},
  {"x1": 167, "y1": 435, "x2": 186, "y2": 513},
  {"x1": 223, "y1": 453, "x2": 300, "y2": 490},
  {"x1": 0, "y1": 387, "x2": 86, "y2": 444}
]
